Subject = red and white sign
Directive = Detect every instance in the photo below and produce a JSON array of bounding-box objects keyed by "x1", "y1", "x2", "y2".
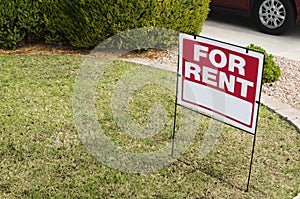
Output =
[{"x1": 178, "y1": 34, "x2": 264, "y2": 134}]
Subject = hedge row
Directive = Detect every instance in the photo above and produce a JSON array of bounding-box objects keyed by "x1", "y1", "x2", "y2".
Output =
[
  {"x1": 0, "y1": 1, "x2": 44, "y2": 49},
  {"x1": 0, "y1": 0, "x2": 211, "y2": 49}
]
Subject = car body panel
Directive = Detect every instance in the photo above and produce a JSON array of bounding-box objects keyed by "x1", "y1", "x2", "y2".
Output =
[
  {"x1": 211, "y1": 0, "x2": 300, "y2": 22},
  {"x1": 211, "y1": 0, "x2": 250, "y2": 11},
  {"x1": 296, "y1": 0, "x2": 300, "y2": 21}
]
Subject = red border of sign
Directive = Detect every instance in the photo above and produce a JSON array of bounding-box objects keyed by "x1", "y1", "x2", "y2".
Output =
[{"x1": 177, "y1": 33, "x2": 265, "y2": 134}]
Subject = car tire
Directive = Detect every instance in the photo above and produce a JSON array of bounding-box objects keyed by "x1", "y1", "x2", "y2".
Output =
[{"x1": 253, "y1": 0, "x2": 296, "y2": 34}]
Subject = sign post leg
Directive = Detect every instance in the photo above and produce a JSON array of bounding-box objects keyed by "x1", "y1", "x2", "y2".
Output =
[
  {"x1": 246, "y1": 133, "x2": 257, "y2": 192},
  {"x1": 171, "y1": 102, "x2": 178, "y2": 157}
]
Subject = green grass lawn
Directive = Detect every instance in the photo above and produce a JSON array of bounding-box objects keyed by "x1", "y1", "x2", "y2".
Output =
[{"x1": 0, "y1": 55, "x2": 299, "y2": 198}]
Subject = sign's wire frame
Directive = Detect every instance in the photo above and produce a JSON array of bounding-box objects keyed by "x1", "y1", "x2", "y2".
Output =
[{"x1": 171, "y1": 33, "x2": 265, "y2": 192}]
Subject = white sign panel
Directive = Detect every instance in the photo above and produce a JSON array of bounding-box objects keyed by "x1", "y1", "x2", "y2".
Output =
[{"x1": 177, "y1": 33, "x2": 264, "y2": 134}]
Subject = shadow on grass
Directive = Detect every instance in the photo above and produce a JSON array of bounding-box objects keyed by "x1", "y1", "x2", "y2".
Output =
[{"x1": 174, "y1": 157, "x2": 247, "y2": 192}]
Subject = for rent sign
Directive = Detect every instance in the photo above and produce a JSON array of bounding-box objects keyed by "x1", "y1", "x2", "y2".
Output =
[{"x1": 177, "y1": 34, "x2": 264, "y2": 134}]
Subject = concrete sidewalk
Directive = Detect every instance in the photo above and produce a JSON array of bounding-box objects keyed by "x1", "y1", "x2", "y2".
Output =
[
  {"x1": 201, "y1": 9, "x2": 300, "y2": 61},
  {"x1": 261, "y1": 93, "x2": 300, "y2": 132}
]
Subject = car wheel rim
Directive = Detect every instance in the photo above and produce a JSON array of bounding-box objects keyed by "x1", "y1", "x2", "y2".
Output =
[{"x1": 259, "y1": 0, "x2": 286, "y2": 29}]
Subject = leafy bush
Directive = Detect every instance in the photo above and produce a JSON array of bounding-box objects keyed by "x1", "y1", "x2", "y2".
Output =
[
  {"x1": 44, "y1": 0, "x2": 210, "y2": 49},
  {"x1": 0, "y1": 0, "x2": 210, "y2": 50},
  {"x1": 247, "y1": 44, "x2": 281, "y2": 83},
  {"x1": 0, "y1": 0, "x2": 45, "y2": 49}
]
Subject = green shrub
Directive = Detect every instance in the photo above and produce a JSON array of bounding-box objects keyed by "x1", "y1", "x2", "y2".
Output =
[
  {"x1": 247, "y1": 44, "x2": 281, "y2": 83},
  {"x1": 0, "y1": 0, "x2": 45, "y2": 49},
  {"x1": 44, "y1": 0, "x2": 210, "y2": 49},
  {"x1": 0, "y1": 0, "x2": 210, "y2": 50}
]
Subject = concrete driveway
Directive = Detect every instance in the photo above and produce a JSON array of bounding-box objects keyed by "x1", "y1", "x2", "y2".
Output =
[{"x1": 201, "y1": 8, "x2": 300, "y2": 61}]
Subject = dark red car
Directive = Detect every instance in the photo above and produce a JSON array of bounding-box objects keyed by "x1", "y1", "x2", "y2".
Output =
[{"x1": 211, "y1": 0, "x2": 300, "y2": 34}]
